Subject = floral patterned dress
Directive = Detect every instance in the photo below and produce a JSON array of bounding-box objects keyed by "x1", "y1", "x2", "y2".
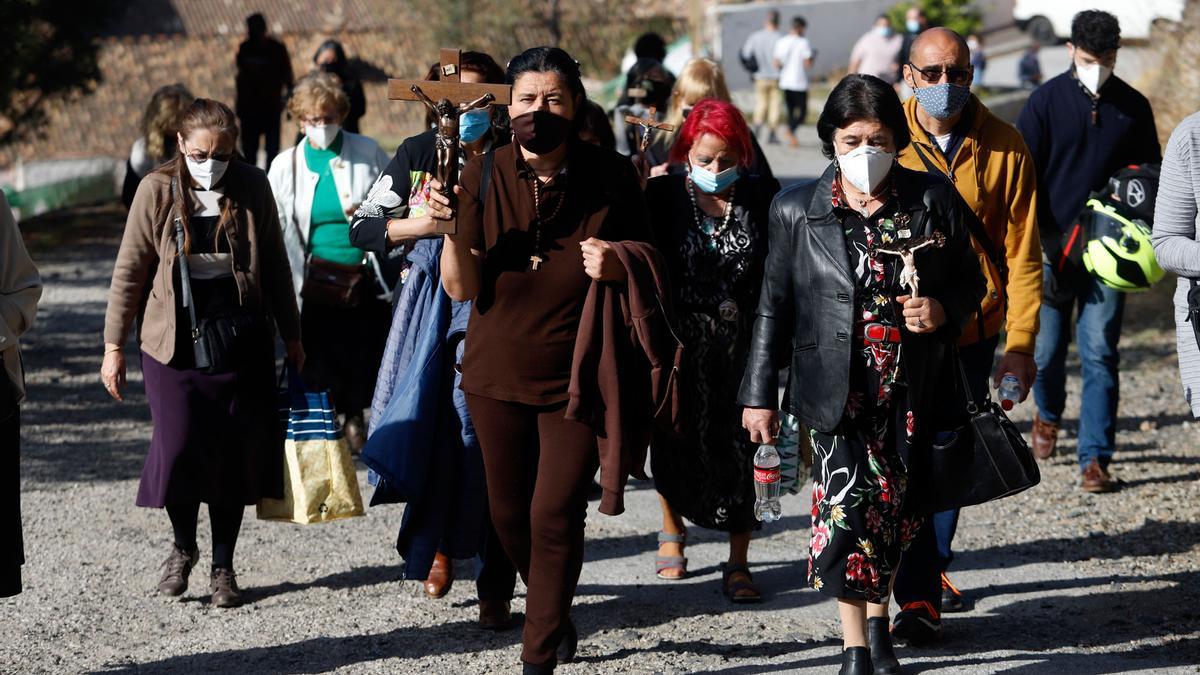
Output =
[{"x1": 807, "y1": 188, "x2": 925, "y2": 602}]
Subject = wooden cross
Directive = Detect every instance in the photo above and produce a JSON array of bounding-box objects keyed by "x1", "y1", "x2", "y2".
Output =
[
  {"x1": 389, "y1": 48, "x2": 512, "y2": 235},
  {"x1": 623, "y1": 105, "x2": 675, "y2": 155}
]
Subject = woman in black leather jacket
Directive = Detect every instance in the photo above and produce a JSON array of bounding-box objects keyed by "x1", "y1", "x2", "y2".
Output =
[{"x1": 737, "y1": 75, "x2": 985, "y2": 675}]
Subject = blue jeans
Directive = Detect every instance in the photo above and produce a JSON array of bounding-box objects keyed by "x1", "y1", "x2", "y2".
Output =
[
  {"x1": 893, "y1": 335, "x2": 998, "y2": 613},
  {"x1": 1033, "y1": 266, "x2": 1125, "y2": 470}
]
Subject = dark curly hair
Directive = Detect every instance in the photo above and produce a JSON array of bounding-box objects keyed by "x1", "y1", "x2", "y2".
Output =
[
  {"x1": 817, "y1": 74, "x2": 911, "y2": 160},
  {"x1": 1070, "y1": 10, "x2": 1121, "y2": 55}
]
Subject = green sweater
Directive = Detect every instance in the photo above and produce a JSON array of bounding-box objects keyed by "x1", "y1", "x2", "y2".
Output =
[{"x1": 305, "y1": 134, "x2": 363, "y2": 266}]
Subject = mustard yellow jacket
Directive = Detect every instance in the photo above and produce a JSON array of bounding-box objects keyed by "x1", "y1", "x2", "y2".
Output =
[{"x1": 898, "y1": 95, "x2": 1043, "y2": 354}]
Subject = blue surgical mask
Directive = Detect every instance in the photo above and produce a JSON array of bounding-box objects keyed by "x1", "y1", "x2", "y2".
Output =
[
  {"x1": 690, "y1": 163, "x2": 739, "y2": 194},
  {"x1": 906, "y1": 19, "x2": 921, "y2": 33},
  {"x1": 912, "y1": 82, "x2": 971, "y2": 121},
  {"x1": 875, "y1": 25, "x2": 892, "y2": 37},
  {"x1": 458, "y1": 109, "x2": 491, "y2": 144}
]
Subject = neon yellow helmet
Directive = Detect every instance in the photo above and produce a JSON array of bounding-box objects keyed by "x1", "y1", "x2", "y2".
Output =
[{"x1": 1081, "y1": 198, "x2": 1164, "y2": 292}]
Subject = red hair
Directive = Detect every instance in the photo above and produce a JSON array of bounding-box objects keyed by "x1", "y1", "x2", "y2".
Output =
[{"x1": 668, "y1": 98, "x2": 755, "y2": 168}]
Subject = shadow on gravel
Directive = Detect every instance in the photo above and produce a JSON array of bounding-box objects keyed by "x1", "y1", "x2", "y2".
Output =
[
  {"x1": 903, "y1": 573, "x2": 1200, "y2": 672},
  {"x1": 251, "y1": 564, "x2": 404, "y2": 602},
  {"x1": 954, "y1": 519, "x2": 1200, "y2": 571},
  {"x1": 579, "y1": 637, "x2": 842, "y2": 672},
  {"x1": 94, "y1": 619, "x2": 513, "y2": 674}
]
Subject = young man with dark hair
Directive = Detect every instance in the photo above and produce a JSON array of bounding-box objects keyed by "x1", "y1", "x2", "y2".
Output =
[
  {"x1": 774, "y1": 16, "x2": 814, "y2": 146},
  {"x1": 1017, "y1": 10, "x2": 1161, "y2": 493}
]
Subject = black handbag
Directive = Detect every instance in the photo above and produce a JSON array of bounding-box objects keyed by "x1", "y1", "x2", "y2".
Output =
[
  {"x1": 921, "y1": 321, "x2": 1041, "y2": 513},
  {"x1": 1186, "y1": 279, "x2": 1200, "y2": 350},
  {"x1": 172, "y1": 178, "x2": 265, "y2": 374}
]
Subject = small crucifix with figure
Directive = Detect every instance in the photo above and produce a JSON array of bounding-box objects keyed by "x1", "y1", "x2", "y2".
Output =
[
  {"x1": 871, "y1": 231, "x2": 946, "y2": 298},
  {"x1": 624, "y1": 105, "x2": 675, "y2": 176},
  {"x1": 389, "y1": 48, "x2": 512, "y2": 235}
]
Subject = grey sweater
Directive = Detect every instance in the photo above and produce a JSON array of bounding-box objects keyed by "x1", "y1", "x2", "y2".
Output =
[{"x1": 1151, "y1": 111, "x2": 1200, "y2": 416}]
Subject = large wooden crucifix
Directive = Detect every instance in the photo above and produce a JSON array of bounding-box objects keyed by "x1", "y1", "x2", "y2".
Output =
[{"x1": 389, "y1": 48, "x2": 512, "y2": 234}]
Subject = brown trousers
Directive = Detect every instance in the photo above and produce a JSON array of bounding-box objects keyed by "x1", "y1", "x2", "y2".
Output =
[{"x1": 466, "y1": 394, "x2": 599, "y2": 668}]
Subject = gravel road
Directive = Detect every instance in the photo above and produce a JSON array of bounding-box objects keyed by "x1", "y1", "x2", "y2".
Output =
[{"x1": 3, "y1": 203, "x2": 1199, "y2": 675}]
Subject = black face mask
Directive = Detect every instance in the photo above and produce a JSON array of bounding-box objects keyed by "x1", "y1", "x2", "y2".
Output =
[{"x1": 511, "y1": 110, "x2": 572, "y2": 155}]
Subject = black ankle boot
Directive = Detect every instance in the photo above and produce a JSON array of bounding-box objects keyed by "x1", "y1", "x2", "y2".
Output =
[
  {"x1": 556, "y1": 617, "x2": 578, "y2": 664},
  {"x1": 522, "y1": 663, "x2": 553, "y2": 675},
  {"x1": 868, "y1": 617, "x2": 901, "y2": 675},
  {"x1": 839, "y1": 646, "x2": 872, "y2": 675}
]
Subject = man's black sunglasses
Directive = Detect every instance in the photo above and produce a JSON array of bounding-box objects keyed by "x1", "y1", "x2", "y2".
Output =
[{"x1": 908, "y1": 63, "x2": 972, "y2": 85}]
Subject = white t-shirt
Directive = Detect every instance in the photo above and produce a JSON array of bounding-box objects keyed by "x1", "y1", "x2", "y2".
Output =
[
  {"x1": 774, "y1": 34, "x2": 813, "y2": 92},
  {"x1": 933, "y1": 132, "x2": 953, "y2": 152}
]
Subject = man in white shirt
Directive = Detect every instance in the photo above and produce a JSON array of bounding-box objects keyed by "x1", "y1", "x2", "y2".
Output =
[
  {"x1": 849, "y1": 14, "x2": 902, "y2": 83},
  {"x1": 773, "y1": 16, "x2": 814, "y2": 147},
  {"x1": 740, "y1": 9, "x2": 783, "y2": 144}
]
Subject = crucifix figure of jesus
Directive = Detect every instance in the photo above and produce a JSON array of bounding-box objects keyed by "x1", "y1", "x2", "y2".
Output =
[
  {"x1": 623, "y1": 105, "x2": 675, "y2": 178},
  {"x1": 871, "y1": 231, "x2": 946, "y2": 298},
  {"x1": 389, "y1": 49, "x2": 513, "y2": 234}
]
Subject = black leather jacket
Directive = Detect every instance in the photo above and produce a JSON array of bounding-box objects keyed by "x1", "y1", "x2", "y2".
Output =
[{"x1": 737, "y1": 164, "x2": 986, "y2": 434}]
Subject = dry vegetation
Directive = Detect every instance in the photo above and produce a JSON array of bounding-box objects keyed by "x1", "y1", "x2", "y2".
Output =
[{"x1": 1145, "y1": 0, "x2": 1200, "y2": 145}]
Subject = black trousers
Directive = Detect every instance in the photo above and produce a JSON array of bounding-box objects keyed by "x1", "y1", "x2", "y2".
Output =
[
  {"x1": 476, "y1": 517, "x2": 518, "y2": 602},
  {"x1": 239, "y1": 109, "x2": 282, "y2": 166},
  {"x1": 1, "y1": 407, "x2": 22, "y2": 597},
  {"x1": 784, "y1": 89, "x2": 809, "y2": 131}
]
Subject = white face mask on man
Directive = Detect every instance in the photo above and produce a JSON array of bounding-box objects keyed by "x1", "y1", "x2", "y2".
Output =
[
  {"x1": 1075, "y1": 61, "x2": 1112, "y2": 95},
  {"x1": 837, "y1": 145, "x2": 895, "y2": 195}
]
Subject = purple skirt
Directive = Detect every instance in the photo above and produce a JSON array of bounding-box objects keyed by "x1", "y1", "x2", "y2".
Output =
[{"x1": 136, "y1": 351, "x2": 283, "y2": 508}]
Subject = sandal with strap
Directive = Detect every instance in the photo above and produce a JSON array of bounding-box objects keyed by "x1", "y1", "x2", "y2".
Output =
[
  {"x1": 655, "y1": 531, "x2": 688, "y2": 580},
  {"x1": 721, "y1": 563, "x2": 762, "y2": 604}
]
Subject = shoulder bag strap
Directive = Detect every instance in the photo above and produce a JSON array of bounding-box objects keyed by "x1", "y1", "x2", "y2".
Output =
[
  {"x1": 171, "y1": 177, "x2": 200, "y2": 340},
  {"x1": 290, "y1": 145, "x2": 308, "y2": 251},
  {"x1": 478, "y1": 149, "x2": 494, "y2": 209}
]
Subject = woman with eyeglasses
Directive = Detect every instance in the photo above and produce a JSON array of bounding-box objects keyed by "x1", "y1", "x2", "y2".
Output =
[
  {"x1": 268, "y1": 72, "x2": 390, "y2": 451},
  {"x1": 102, "y1": 98, "x2": 303, "y2": 608}
]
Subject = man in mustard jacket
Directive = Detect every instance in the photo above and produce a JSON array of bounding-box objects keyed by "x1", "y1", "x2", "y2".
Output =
[{"x1": 889, "y1": 27, "x2": 1042, "y2": 645}]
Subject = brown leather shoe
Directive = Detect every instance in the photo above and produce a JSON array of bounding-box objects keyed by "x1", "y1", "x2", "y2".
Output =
[
  {"x1": 423, "y1": 552, "x2": 454, "y2": 598},
  {"x1": 478, "y1": 599, "x2": 514, "y2": 630},
  {"x1": 1081, "y1": 459, "x2": 1116, "y2": 493},
  {"x1": 210, "y1": 567, "x2": 243, "y2": 608},
  {"x1": 156, "y1": 544, "x2": 198, "y2": 597},
  {"x1": 1031, "y1": 414, "x2": 1059, "y2": 460}
]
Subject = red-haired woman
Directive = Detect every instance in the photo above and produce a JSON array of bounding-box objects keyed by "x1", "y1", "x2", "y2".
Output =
[{"x1": 646, "y1": 98, "x2": 780, "y2": 602}]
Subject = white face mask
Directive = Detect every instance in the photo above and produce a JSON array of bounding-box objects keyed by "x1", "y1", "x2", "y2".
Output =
[
  {"x1": 837, "y1": 145, "x2": 894, "y2": 195},
  {"x1": 306, "y1": 123, "x2": 341, "y2": 150},
  {"x1": 185, "y1": 156, "x2": 229, "y2": 190},
  {"x1": 1075, "y1": 61, "x2": 1112, "y2": 95}
]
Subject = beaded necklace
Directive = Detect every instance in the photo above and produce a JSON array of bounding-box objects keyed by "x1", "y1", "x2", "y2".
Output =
[
  {"x1": 527, "y1": 169, "x2": 565, "y2": 271},
  {"x1": 686, "y1": 176, "x2": 736, "y2": 249}
]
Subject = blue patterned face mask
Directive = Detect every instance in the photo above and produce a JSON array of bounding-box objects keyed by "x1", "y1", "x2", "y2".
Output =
[
  {"x1": 458, "y1": 109, "x2": 491, "y2": 144},
  {"x1": 912, "y1": 82, "x2": 971, "y2": 121}
]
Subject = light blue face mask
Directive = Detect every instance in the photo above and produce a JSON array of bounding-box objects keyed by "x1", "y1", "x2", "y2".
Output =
[
  {"x1": 459, "y1": 109, "x2": 491, "y2": 144},
  {"x1": 690, "y1": 163, "x2": 739, "y2": 194},
  {"x1": 912, "y1": 82, "x2": 971, "y2": 121}
]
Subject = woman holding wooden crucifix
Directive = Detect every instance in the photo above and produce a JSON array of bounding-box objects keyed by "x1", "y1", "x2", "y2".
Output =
[
  {"x1": 430, "y1": 47, "x2": 655, "y2": 674},
  {"x1": 738, "y1": 74, "x2": 985, "y2": 675}
]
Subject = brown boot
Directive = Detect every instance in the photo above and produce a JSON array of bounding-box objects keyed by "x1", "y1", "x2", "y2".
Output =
[
  {"x1": 1031, "y1": 414, "x2": 1059, "y2": 460},
  {"x1": 423, "y1": 552, "x2": 454, "y2": 598},
  {"x1": 210, "y1": 567, "x2": 243, "y2": 608},
  {"x1": 478, "y1": 599, "x2": 514, "y2": 630},
  {"x1": 156, "y1": 544, "x2": 198, "y2": 597},
  {"x1": 1081, "y1": 459, "x2": 1116, "y2": 493}
]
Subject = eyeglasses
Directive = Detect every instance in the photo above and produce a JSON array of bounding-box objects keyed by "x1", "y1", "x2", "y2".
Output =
[
  {"x1": 908, "y1": 63, "x2": 972, "y2": 85},
  {"x1": 181, "y1": 147, "x2": 234, "y2": 163},
  {"x1": 300, "y1": 114, "x2": 339, "y2": 126}
]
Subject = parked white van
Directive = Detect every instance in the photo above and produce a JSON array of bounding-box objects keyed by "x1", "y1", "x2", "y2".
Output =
[{"x1": 1014, "y1": 0, "x2": 1185, "y2": 44}]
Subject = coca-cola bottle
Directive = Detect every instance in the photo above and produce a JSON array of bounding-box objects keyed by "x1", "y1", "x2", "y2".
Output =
[{"x1": 753, "y1": 444, "x2": 782, "y2": 523}]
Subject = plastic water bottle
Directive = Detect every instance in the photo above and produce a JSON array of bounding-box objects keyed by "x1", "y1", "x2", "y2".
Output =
[
  {"x1": 998, "y1": 373, "x2": 1022, "y2": 412},
  {"x1": 753, "y1": 444, "x2": 782, "y2": 523}
]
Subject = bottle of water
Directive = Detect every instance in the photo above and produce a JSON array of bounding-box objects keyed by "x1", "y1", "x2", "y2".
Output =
[
  {"x1": 753, "y1": 444, "x2": 782, "y2": 523},
  {"x1": 998, "y1": 373, "x2": 1022, "y2": 412}
]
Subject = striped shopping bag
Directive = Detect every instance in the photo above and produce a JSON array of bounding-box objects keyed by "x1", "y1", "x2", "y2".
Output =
[{"x1": 257, "y1": 367, "x2": 364, "y2": 523}]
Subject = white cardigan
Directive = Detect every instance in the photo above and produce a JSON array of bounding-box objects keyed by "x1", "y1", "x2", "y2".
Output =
[{"x1": 268, "y1": 131, "x2": 390, "y2": 307}]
